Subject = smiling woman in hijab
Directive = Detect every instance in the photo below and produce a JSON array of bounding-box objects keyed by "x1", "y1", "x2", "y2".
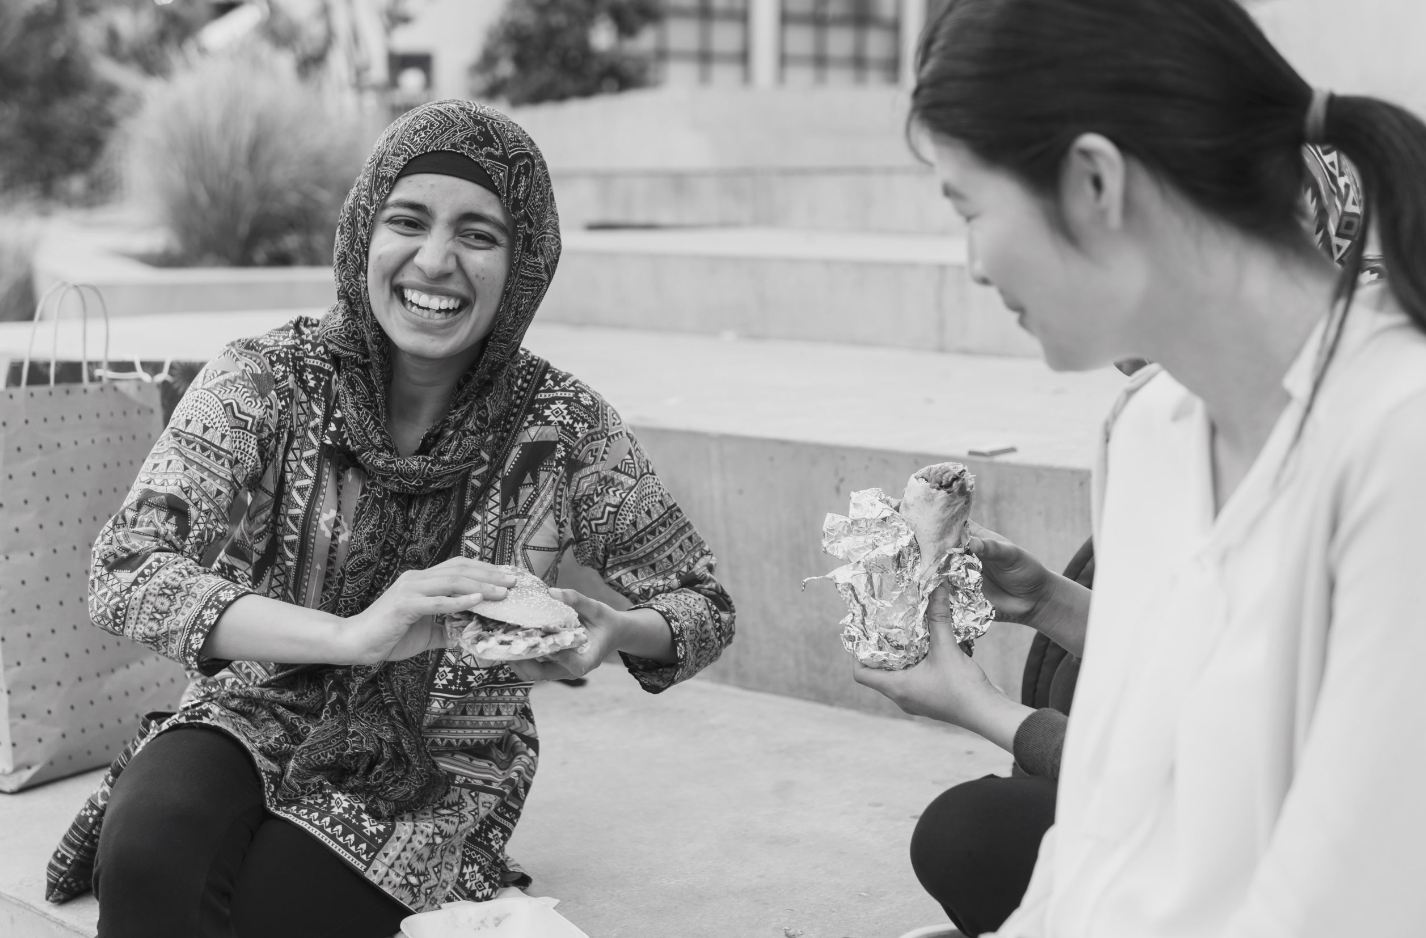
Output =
[{"x1": 44, "y1": 100, "x2": 736, "y2": 938}]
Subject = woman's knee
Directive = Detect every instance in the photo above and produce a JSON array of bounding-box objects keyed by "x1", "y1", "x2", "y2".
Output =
[
  {"x1": 909, "y1": 775, "x2": 1058, "y2": 934},
  {"x1": 101, "y1": 728, "x2": 260, "y2": 843},
  {"x1": 911, "y1": 776, "x2": 1009, "y2": 881},
  {"x1": 95, "y1": 728, "x2": 265, "y2": 925}
]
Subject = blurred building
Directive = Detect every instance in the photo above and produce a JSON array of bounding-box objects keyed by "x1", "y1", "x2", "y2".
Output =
[
  {"x1": 635, "y1": 0, "x2": 933, "y2": 88},
  {"x1": 387, "y1": 0, "x2": 939, "y2": 102},
  {"x1": 387, "y1": 0, "x2": 506, "y2": 104}
]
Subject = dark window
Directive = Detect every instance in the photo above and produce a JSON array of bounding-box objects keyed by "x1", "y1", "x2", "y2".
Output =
[
  {"x1": 782, "y1": 0, "x2": 900, "y2": 86},
  {"x1": 649, "y1": 0, "x2": 750, "y2": 85}
]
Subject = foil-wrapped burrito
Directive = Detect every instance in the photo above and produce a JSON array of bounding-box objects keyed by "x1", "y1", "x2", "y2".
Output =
[{"x1": 806, "y1": 462, "x2": 995, "y2": 670}]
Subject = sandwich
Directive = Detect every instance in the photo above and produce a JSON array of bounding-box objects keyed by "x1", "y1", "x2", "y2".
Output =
[
  {"x1": 444, "y1": 566, "x2": 589, "y2": 662},
  {"x1": 809, "y1": 461, "x2": 994, "y2": 670}
]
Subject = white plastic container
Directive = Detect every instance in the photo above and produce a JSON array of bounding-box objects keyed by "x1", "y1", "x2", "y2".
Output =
[{"x1": 401, "y1": 894, "x2": 590, "y2": 938}]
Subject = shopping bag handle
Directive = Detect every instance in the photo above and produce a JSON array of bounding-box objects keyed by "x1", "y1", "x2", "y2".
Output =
[{"x1": 21, "y1": 281, "x2": 112, "y2": 387}]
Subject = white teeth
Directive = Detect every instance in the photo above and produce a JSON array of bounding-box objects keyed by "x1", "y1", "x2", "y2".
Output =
[{"x1": 401, "y1": 288, "x2": 463, "y2": 312}]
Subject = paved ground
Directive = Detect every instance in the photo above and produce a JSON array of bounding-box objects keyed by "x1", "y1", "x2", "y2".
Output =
[{"x1": 1, "y1": 668, "x2": 1005, "y2": 937}]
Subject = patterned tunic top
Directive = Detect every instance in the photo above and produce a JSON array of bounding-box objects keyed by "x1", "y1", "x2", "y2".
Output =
[
  {"x1": 52, "y1": 319, "x2": 734, "y2": 911},
  {"x1": 47, "y1": 99, "x2": 736, "y2": 912}
]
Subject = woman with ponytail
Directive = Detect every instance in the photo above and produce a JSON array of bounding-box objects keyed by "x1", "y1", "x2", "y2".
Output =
[{"x1": 855, "y1": 1, "x2": 1426, "y2": 935}]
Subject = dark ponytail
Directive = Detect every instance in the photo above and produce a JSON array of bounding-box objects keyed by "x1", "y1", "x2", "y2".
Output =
[
  {"x1": 911, "y1": 0, "x2": 1426, "y2": 337},
  {"x1": 1324, "y1": 95, "x2": 1426, "y2": 323}
]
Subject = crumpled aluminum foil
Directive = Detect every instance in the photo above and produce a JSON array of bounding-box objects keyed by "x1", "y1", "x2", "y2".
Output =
[{"x1": 805, "y1": 487, "x2": 995, "y2": 670}]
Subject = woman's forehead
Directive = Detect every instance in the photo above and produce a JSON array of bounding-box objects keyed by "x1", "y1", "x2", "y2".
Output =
[
  {"x1": 382, "y1": 173, "x2": 511, "y2": 228},
  {"x1": 930, "y1": 137, "x2": 998, "y2": 199}
]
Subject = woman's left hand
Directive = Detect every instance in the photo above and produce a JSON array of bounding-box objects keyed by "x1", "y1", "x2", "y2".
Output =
[
  {"x1": 507, "y1": 588, "x2": 627, "y2": 683},
  {"x1": 852, "y1": 584, "x2": 1034, "y2": 752}
]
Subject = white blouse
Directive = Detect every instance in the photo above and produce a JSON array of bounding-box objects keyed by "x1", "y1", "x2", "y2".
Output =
[{"x1": 993, "y1": 283, "x2": 1426, "y2": 938}]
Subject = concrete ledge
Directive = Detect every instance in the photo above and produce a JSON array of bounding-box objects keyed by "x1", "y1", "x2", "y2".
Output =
[
  {"x1": 553, "y1": 166, "x2": 961, "y2": 235},
  {"x1": 561, "y1": 431, "x2": 1089, "y2": 715},
  {"x1": 0, "y1": 313, "x2": 1115, "y2": 471},
  {"x1": 31, "y1": 225, "x2": 334, "y2": 319},
  {"x1": 34, "y1": 223, "x2": 1039, "y2": 357},
  {"x1": 521, "y1": 326, "x2": 1118, "y2": 711},
  {"x1": 546, "y1": 227, "x2": 1042, "y2": 358},
  {"x1": 508, "y1": 86, "x2": 922, "y2": 173},
  {"x1": 0, "y1": 315, "x2": 1122, "y2": 713}
]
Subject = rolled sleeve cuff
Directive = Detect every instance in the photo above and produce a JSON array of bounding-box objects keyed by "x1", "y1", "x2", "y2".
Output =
[
  {"x1": 177, "y1": 576, "x2": 251, "y2": 676},
  {"x1": 1012, "y1": 707, "x2": 1069, "y2": 780},
  {"x1": 621, "y1": 592, "x2": 704, "y2": 693}
]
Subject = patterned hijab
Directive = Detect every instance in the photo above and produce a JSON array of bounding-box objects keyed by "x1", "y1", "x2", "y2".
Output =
[
  {"x1": 317, "y1": 99, "x2": 561, "y2": 494},
  {"x1": 270, "y1": 102, "x2": 558, "y2": 819}
]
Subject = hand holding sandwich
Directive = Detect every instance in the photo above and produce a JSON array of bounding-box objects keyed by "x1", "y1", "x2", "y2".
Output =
[
  {"x1": 968, "y1": 521, "x2": 1091, "y2": 657},
  {"x1": 339, "y1": 558, "x2": 518, "y2": 665},
  {"x1": 198, "y1": 557, "x2": 516, "y2": 667},
  {"x1": 438, "y1": 565, "x2": 677, "y2": 680},
  {"x1": 853, "y1": 581, "x2": 1033, "y2": 752},
  {"x1": 507, "y1": 590, "x2": 677, "y2": 683}
]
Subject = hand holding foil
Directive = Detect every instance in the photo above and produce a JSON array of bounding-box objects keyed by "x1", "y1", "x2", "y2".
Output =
[{"x1": 806, "y1": 463, "x2": 995, "y2": 670}]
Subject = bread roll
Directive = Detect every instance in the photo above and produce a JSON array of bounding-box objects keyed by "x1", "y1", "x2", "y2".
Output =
[{"x1": 444, "y1": 566, "x2": 588, "y2": 663}]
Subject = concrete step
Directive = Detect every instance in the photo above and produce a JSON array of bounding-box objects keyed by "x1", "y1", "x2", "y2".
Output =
[
  {"x1": 33, "y1": 221, "x2": 1033, "y2": 359},
  {"x1": 545, "y1": 227, "x2": 1040, "y2": 358},
  {"x1": 509, "y1": 88, "x2": 962, "y2": 233},
  {"x1": 0, "y1": 667, "x2": 1004, "y2": 937},
  {"x1": 0, "y1": 313, "x2": 1124, "y2": 717},
  {"x1": 525, "y1": 324, "x2": 1120, "y2": 715},
  {"x1": 507, "y1": 86, "x2": 926, "y2": 174},
  {"x1": 553, "y1": 166, "x2": 961, "y2": 235},
  {"x1": 30, "y1": 219, "x2": 334, "y2": 319}
]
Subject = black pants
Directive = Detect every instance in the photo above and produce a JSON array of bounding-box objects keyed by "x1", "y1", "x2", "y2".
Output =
[
  {"x1": 94, "y1": 726, "x2": 411, "y2": 938},
  {"x1": 910, "y1": 774, "x2": 1057, "y2": 937}
]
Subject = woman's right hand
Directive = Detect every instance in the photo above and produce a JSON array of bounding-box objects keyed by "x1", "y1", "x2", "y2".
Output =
[
  {"x1": 337, "y1": 559, "x2": 516, "y2": 665},
  {"x1": 965, "y1": 521, "x2": 1056, "y2": 626}
]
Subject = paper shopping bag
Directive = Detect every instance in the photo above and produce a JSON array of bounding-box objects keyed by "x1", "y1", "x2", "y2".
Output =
[
  {"x1": 0, "y1": 380, "x2": 187, "y2": 791},
  {"x1": 0, "y1": 283, "x2": 188, "y2": 792}
]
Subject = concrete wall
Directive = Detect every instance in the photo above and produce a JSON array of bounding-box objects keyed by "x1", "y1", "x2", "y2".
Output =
[
  {"x1": 31, "y1": 253, "x2": 334, "y2": 319},
  {"x1": 506, "y1": 87, "x2": 920, "y2": 173},
  {"x1": 541, "y1": 229, "x2": 1039, "y2": 358},
  {"x1": 37, "y1": 224, "x2": 1032, "y2": 358},
  {"x1": 561, "y1": 429, "x2": 1094, "y2": 719},
  {"x1": 552, "y1": 166, "x2": 959, "y2": 235}
]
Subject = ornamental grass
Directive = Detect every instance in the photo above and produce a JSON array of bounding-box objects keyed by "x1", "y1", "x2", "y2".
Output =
[
  {"x1": 0, "y1": 205, "x2": 41, "y2": 322},
  {"x1": 128, "y1": 48, "x2": 369, "y2": 267}
]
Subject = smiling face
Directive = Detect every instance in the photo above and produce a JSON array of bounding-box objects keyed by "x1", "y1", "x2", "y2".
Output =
[
  {"x1": 366, "y1": 172, "x2": 514, "y2": 373},
  {"x1": 930, "y1": 135, "x2": 1150, "y2": 372}
]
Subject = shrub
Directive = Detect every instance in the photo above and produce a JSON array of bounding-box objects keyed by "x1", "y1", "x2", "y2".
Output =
[
  {"x1": 0, "y1": 205, "x2": 42, "y2": 322},
  {"x1": 472, "y1": 0, "x2": 661, "y2": 106},
  {"x1": 0, "y1": 0, "x2": 122, "y2": 199},
  {"x1": 81, "y1": 0, "x2": 211, "y2": 79},
  {"x1": 127, "y1": 47, "x2": 369, "y2": 267}
]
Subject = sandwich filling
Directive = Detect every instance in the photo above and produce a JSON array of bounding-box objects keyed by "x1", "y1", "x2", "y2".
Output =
[{"x1": 441, "y1": 565, "x2": 589, "y2": 662}]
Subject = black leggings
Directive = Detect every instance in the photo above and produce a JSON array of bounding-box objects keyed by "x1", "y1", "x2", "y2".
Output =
[
  {"x1": 94, "y1": 726, "x2": 411, "y2": 938},
  {"x1": 909, "y1": 774, "x2": 1057, "y2": 937}
]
